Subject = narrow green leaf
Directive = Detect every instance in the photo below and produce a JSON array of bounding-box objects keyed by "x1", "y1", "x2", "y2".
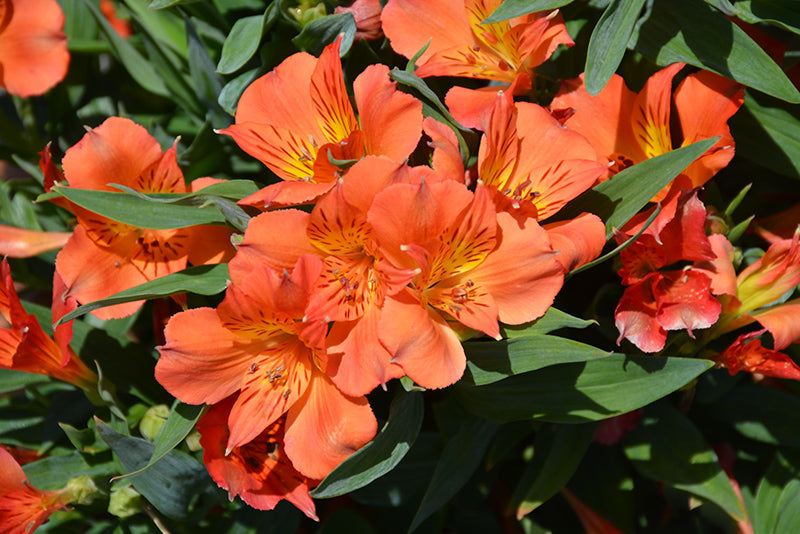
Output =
[
  {"x1": 186, "y1": 16, "x2": 224, "y2": 106},
  {"x1": 408, "y1": 416, "x2": 498, "y2": 532},
  {"x1": 56, "y1": 264, "x2": 229, "y2": 325},
  {"x1": 312, "y1": 391, "x2": 424, "y2": 498},
  {"x1": 698, "y1": 383, "x2": 800, "y2": 447},
  {"x1": 457, "y1": 354, "x2": 712, "y2": 422},
  {"x1": 502, "y1": 307, "x2": 596, "y2": 338},
  {"x1": 95, "y1": 418, "x2": 209, "y2": 521},
  {"x1": 632, "y1": 0, "x2": 800, "y2": 103},
  {"x1": 0, "y1": 369, "x2": 48, "y2": 394},
  {"x1": 54, "y1": 187, "x2": 228, "y2": 229},
  {"x1": 729, "y1": 0, "x2": 800, "y2": 35},
  {"x1": 83, "y1": 0, "x2": 169, "y2": 97},
  {"x1": 730, "y1": 90, "x2": 800, "y2": 179},
  {"x1": 461, "y1": 335, "x2": 609, "y2": 386},
  {"x1": 560, "y1": 137, "x2": 718, "y2": 236},
  {"x1": 23, "y1": 451, "x2": 116, "y2": 491},
  {"x1": 115, "y1": 402, "x2": 204, "y2": 480},
  {"x1": 623, "y1": 402, "x2": 745, "y2": 521},
  {"x1": 753, "y1": 450, "x2": 800, "y2": 534},
  {"x1": 584, "y1": 0, "x2": 647, "y2": 95},
  {"x1": 483, "y1": 0, "x2": 574, "y2": 24},
  {"x1": 292, "y1": 13, "x2": 357, "y2": 56},
  {"x1": 219, "y1": 67, "x2": 261, "y2": 114},
  {"x1": 217, "y1": 14, "x2": 266, "y2": 74},
  {"x1": 149, "y1": 0, "x2": 196, "y2": 8},
  {"x1": 123, "y1": 0, "x2": 187, "y2": 55},
  {"x1": 113, "y1": 179, "x2": 259, "y2": 203},
  {"x1": 512, "y1": 423, "x2": 598, "y2": 517}
]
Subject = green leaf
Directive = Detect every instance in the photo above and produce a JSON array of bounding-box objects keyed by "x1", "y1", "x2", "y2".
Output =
[
  {"x1": 483, "y1": 0, "x2": 574, "y2": 24},
  {"x1": 730, "y1": 90, "x2": 800, "y2": 179},
  {"x1": 312, "y1": 391, "x2": 424, "y2": 498},
  {"x1": 83, "y1": 0, "x2": 169, "y2": 97},
  {"x1": 729, "y1": 0, "x2": 800, "y2": 35},
  {"x1": 186, "y1": 16, "x2": 225, "y2": 111},
  {"x1": 409, "y1": 416, "x2": 498, "y2": 532},
  {"x1": 54, "y1": 187, "x2": 228, "y2": 229},
  {"x1": 217, "y1": 14, "x2": 266, "y2": 74},
  {"x1": 632, "y1": 0, "x2": 800, "y2": 103},
  {"x1": 114, "y1": 179, "x2": 259, "y2": 203},
  {"x1": 461, "y1": 335, "x2": 609, "y2": 386},
  {"x1": 753, "y1": 450, "x2": 800, "y2": 534},
  {"x1": 115, "y1": 402, "x2": 204, "y2": 480},
  {"x1": 292, "y1": 13, "x2": 357, "y2": 56},
  {"x1": 0, "y1": 369, "x2": 49, "y2": 394},
  {"x1": 584, "y1": 0, "x2": 647, "y2": 95},
  {"x1": 622, "y1": 402, "x2": 745, "y2": 521},
  {"x1": 95, "y1": 418, "x2": 209, "y2": 521},
  {"x1": 512, "y1": 422, "x2": 598, "y2": 518},
  {"x1": 148, "y1": 0, "x2": 196, "y2": 8},
  {"x1": 219, "y1": 67, "x2": 261, "y2": 114},
  {"x1": 56, "y1": 264, "x2": 229, "y2": 324},
  {"x1": 456, "y1": 354, "x2": 712, "y2": 422},
  {"x1": 560, "y1": 137, "x2": 718, "y2": 236},
  {"x1": 503, "y1": 307, "x2": 596, "y2": 338},
  {"x1": 24, "y1": 451, "x2": 116, "y2": 491},
  {"x1": 697, "y1": 383, "x2": 800, "y2": 447},
  {"x1": 123, "y1": 0, "x2": 187, "y2": 55}
]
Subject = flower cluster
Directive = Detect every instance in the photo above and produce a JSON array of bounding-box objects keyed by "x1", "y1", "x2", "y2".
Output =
[{"x1": 1, "y1": 0, "x2": 799, "y2": 530}]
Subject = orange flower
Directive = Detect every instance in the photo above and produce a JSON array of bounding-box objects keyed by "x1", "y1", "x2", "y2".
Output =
[
  {"x1": 155, "y1": 255, "x2": 377, "y2": 480},
  {"x1": 0, "y1": 442, "x2": 69, "y2": 533},
  {"x1": 478, "y1": 94, "x2": 607, "y2": 221},
  {"x1": 734, "y1": 231, "x2": 800, "y2": 315},
  {"x1": 0, "y1": 259, "x2": 97, "y2": 390},
  {"x1": 368, "y1": 180, "x2": 563, "y2": 388},
  {"x1": 551, "y1": 64, "x2": 744, "y2": 201},
  {"x1": 54, "y1": 117, "x2": 235, "y2": 319},
  {"x1": 221, "y1": 37, "x2": 422, "y2": 210},
  {"x1": 197, "y1": 397, "x2": 318, "y2": 519},
  {"x1": 382, "y1": 0, "x2": 572, "y2": 128},
  {"x1": 0, "y1": 0, "x2": 69, "y2": 97},
  {"x1": 228, "y1": 157, "x2": 424, "y2": 396}
]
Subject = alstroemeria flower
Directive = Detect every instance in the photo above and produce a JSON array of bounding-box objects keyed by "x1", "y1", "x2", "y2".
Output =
[
  {"x1": 227, "y1": 157, "x2": 426, "y2": 396},
  {"x1": 715, "y1": 329, "x2": 800, "y2": 381},
  {"x1": 733, "y1": 231, "x2": 800, "y2": 315},
  {"x1": 54, "y1": 116, "x2": 235, "y2": 319},
  {"x1": 197, "y1": 397, "x2": 318, "y2": 519},
  {"x1": 551, "y1": 64, "x2": 744, "y2": 202},
  {"x1": 614, "y1": 190, "x2": 722, "y2": 352},
  {"x1": 0, "y1": 259, "x2": 97, "y2": 391},
  {"x1": 0, "y1": 447, "x2": 70, "y2": 534},
  {"x1": 478, "y1": 94, "x2": 607, "y2": 221},
  {"x1": 0, "y1": 0, "x2": 69, "y2": 97},
  {"x1": 221, "y1": 37, "x2": 422, "y2": 210},
  {"x1": 155, "y1": 255, "x2": 377, "y2": 480},
  {"x1": 382, "y1": 0, "x2": 572, "y2": 129},
  {"x1": 368, "y1": 179, "x2": 563, "y2": 388}
]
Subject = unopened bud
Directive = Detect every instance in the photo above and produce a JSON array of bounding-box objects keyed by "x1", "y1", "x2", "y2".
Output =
[
  {"x1": 108, "y1": 484, "x2": 141, "y2": 519},
  {"x1": 139, "y1": 404, "x2": 170, "y2": 441},
  {"x1": 62, "y1": 474, "x2": 98, "y2": 506}
]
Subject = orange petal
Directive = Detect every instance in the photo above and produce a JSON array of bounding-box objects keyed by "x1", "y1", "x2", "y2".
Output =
[
  {"x1": 545, "y1": 212, "x2": 606, "y2": 272},
  {"x1": 310, "y1": 37, "x2": 358, "y2": 144},
  {"x1": 615, "y1": 276, "x2": 667, "y2": 353},
  {"x1": 155, "y1": 307, "x2": 256, "y2": 405},
  {"x1": 379, "y1": 290, "x2": 466, "y2": 389},
  {"x1": 381, "y1": 0, "x2": 473, "y2": 65},
  {"x1": 423, "y1": 117, "x2": 465, "y2": 182},
  {"x1": 186, "y1": 225, "x2": 236, "y2": 266},
  {"x1": 0, "y1": 0, "x2": 69, "y2": 97},
  {"x1": 61, "y1": 117, "x2": 165, "y2": 192},
  {"x1": 674, "y1": 70, "x2": 744, "y2": 190},
  {"x1": 0, "y1": 224, "x2": 71, "y2": 258},
  {"x1": 471, "y1": 211, "x2": 563, "y2": 324},
  {"x1": 55, "y1": 226, "x2": 149, "y2": 319},
  {"x1": 326, "y1": 307, "x2": 404, "y2": 396},
  {"x1": 630, "y1": 63, "x2": 683, "y2": 160},
  {"x1": 446, "y1": 74, "x2": 529, "y2": 131},
  {"x1": 284, "y1": 371, "x2": 377, "y2": 480},
  {"x1": 716, "y1": 330, "x2": 800, "y2": 380},
  {"x1": 234, "y1": 51, "x2": 324, "y2": 142},
  {"x1": 354, "y1": 63, "x2": 423, "y2": 162},
  {"x1": 693, "y1": 233, "x2": 737, "y2": 296},
  {"x1": 550, "y1": 73, "x2": 641, "y2": 172},
  {"x1": 752, "y1": 302, "x2": 800, "y2": 351},
  {"x1": 228, "y1": 209, "x2": 318, "y2": 285},
  {"x1": 237, "y1": 179, "x2": 336, "y2": 210}
]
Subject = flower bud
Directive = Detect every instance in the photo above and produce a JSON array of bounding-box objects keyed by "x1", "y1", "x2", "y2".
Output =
[
  {"x1": 108, "y1": 485, "x2": 141, "y2": 519},
  {"x1": 139, "y1": 404, "x2": 170, "y2": 441}
]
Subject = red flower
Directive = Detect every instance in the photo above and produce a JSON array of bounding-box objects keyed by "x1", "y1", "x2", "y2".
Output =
[
  {"x1": 715, "y1": 330, "x2": 800, "y2": 381},
  {"x1": 197, "y1": 398, "x2": 318, "y2": 519}
]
